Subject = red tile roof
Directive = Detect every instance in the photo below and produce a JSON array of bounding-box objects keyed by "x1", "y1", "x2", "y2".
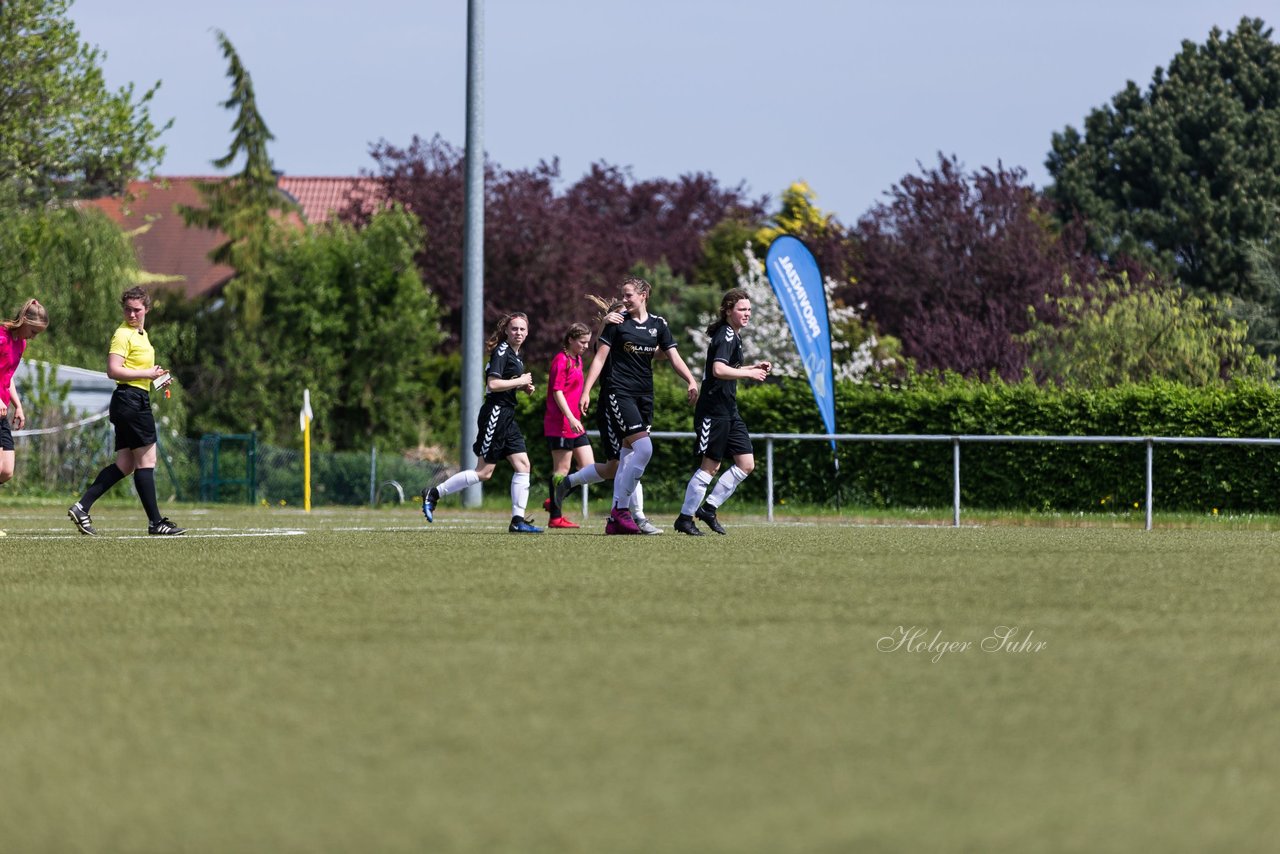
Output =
[
  {"x1": 81, "y1": 178, "x2": 235, "y2": 301},
  {"x1": 81, "y1": 176, "x2": 388, "y2": 301},
  {"x1": 278, "y1": 176, "x2": 385, "y2": 223}
]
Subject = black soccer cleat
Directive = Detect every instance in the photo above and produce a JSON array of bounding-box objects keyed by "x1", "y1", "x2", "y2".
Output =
[
  {"x1": 509, "y1": 515, "x2": 543, "y2": 534},
  {"x1": 68, "y1": 503, "x2": 97, "y2": 536},
  {"x1": 695, "y1": 503, "x2": 727, "y2": 535},
  {"x1": 421, "y1": 486, "x2": 439, "y2": 523},
  {"x1": 553, "y1": 475, "x2": 572, "y2": 509},
  {"x1": 147, "y1": 517, "x2": 186, "y2": 536},
  {"x1": 673, "y1": 514, "x2": 704, "y2": 536}
]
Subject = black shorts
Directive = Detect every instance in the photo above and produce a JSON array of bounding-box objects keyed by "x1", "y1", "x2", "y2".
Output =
[
  {"x1": 695, "y1": 412, "x2": 753, "y2": 462},
  {"x1": 110, "y1": 386, "x2": 157, "y2": 451},
  {"x1": 546, "y1": 434, "x2": 591, "y2": 451},
  {"x1": 473, "y1": 404, "x2": 526, "y2": 463},
  {"x1": 603, "y1": 392, "x2": 652, "y2": 444},
  {"x1": 0, "y1": 415, "x2": 12, "y2": 451},
  {"x1": 596, "y1": 401, "x2": 621, "y2": 461}
]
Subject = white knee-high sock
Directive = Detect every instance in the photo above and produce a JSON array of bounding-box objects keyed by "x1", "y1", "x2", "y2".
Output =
[
  {"x1": 567, "y1": 463, "x2": 606, "y2": 488},
  {"x1": 611, "y1": 446, "x2": 633, "y2": 506},
  {"x1": 682, "y1": 469, "x2": 714, "y2": 515},
  {"x1": 510, "y1": 471, "x2": 530, "y2": 517},
  {"x1": 614, "y1": 437, "x2": 653, "y2": 507},
  {"x1": 436, "y1": 469, "x2": 480, "y2": 498},
  {"x1": 706, "y1": 465, "x2": 749, "y2": 509},
  {"x1": 629, "y1": 482, "x2": 645, "y2": 518}
]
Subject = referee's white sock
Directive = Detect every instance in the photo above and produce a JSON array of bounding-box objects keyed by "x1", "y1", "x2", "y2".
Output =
[
  {"x1": 682, "y1": 469, "x2": 713, "y2": 516},
  {"x1": 707, "y1": 465, "x2": 750, "y2": 508}
]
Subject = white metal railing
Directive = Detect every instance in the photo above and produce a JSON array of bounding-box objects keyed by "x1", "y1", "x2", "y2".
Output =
[{"x1": 638, "y1": 431, "x2": 1280, "y2": 531}]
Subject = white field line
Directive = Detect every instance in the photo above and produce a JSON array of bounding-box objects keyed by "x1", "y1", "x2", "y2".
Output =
[{"x1": 5, "y1": 528, "x2": 307, "y2": 540}]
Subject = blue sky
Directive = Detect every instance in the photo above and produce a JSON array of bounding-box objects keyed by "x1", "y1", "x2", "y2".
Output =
[{"x1": 72, "y1": 0, "x2": 1271, "y2": 225}]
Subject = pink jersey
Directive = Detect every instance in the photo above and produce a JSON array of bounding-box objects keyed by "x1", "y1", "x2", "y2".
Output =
[
  {"x1": 544, "y1": 350, "x2": 585, "y2": 438},
  {"x1": 0, "y1": 327, "x2": 27, "y2": 407}
]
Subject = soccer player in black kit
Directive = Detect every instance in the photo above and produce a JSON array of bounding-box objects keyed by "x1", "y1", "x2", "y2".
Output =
[
  {"x1": 421, "y1": 312, "x2": 543, "y2": 533},
  {"x1": 675, "y1": 288, "x2": 772, "y2": 535},
  {"x1": 580, "y1": 278, "x2": 700, "y2": 534}
]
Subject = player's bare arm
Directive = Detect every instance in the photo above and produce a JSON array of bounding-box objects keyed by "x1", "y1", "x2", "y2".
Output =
[
  {"x1": 580, "y1": 342, "x2": 611, "y2": 412},
  {"x1": 668, "y1": 348, "x2": 699, "y2": 404}
]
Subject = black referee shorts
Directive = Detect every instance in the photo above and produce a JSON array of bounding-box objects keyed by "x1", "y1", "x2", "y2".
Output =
[{"x1": 110, "y1": 385, "x2": 158, "y2": 451}]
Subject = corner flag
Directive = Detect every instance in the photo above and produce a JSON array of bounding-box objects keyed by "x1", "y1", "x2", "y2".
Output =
[{"x1": 300, "y1": 389, "x2": 313, "y2": 511}]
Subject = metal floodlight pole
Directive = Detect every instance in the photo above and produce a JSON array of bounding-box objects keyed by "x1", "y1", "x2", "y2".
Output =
[{"x1": 460, "y1": 0, "x2": 485, "y2": 507}]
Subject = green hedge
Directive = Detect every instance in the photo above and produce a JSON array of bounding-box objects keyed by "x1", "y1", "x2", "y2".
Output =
[{"x1": 517, "y1": 375, "x2": 1280, "y2": 513}]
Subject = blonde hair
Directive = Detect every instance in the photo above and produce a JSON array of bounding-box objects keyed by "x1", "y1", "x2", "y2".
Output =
[
  {"x1": 3, "y1": 298, "x2": 49, "y2": 332},
  {"x1": 585, "y1": 294, "x2": 624, "y2": 320}
]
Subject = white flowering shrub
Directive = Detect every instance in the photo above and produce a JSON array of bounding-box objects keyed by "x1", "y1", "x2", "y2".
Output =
[{"x1": 686, "y1": 244, "x2": 896, "y2": 383}]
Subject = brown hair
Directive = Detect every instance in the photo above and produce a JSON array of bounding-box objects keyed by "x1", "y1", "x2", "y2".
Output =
[
  {"x1": 485, "y1": 312, "x2": 529, "y2": 352},
  {"x1": 120, "y1": 286, "x2": 152, "y2": 310},
  {"x1": 620, "y1": 276, "x2": 651, "y2": 298},
  {"x1": 705, "y1": 288, "x2": 750, "y2": 337},
  {"x1": 562, "y1": 322, "x2": 591, "y2": 351},
  {"x1": 3, "y1": 298, "x2": 49, "y2": 332}
]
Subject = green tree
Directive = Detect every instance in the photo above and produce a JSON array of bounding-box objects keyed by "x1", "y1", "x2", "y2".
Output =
[
  {"x1": 178, "y1": 29, "x2": 296, "y2": 328},
  {"x1": 1240, "y1": 238, "x2": 1280, "y2": 357},
  {"x1": 257, "y1": 208, "x2": 443, "y2": 450},
  {"x1": 166, "y1": 30, "x2": 299, "y2": 438},
  {"x1": 0, "y1": 0, "x2": 167, "y2": 203},
  {"x1": 1019, "y1": 274, "x2": 1270, "y2": 386},
  {"x1": 695, "y1": 215, "x2": 761, "y2": 291},
  {"x1": 629, "y1": 260, "x2": 720, "y2": 344},
  {"x1": 754, "y1": 181, "x2": 841, "y2": 250},
  {"x1": 0, "y1": 199, "x2": 136, "y2": 368},
  {"x1": 161, "y1": 208, "x2": 443, "y2": 450},
  {"x1": 695, "y1": 182, "x2": 847, "y2": 302},
  {"x1": 1046, "y1": 17, "x2": 1280, "y2": 305}
]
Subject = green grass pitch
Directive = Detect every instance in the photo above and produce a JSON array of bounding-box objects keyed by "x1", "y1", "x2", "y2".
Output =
[{"x1": 2, "y1": 504, "x2": 1278, "y2": 852}]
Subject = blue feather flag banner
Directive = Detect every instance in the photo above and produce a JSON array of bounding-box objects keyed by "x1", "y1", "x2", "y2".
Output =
[{"x1": 765, "y1": 235, "x2": 837, "y2": 459}]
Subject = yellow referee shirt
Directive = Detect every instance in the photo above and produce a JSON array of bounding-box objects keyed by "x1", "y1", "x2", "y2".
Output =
[{"x1": 109, "y1": 324, "x2": 155, "y2": 391}]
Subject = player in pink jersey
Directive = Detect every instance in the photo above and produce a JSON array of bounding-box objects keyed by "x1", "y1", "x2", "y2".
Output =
[
  {"x1": 543, "y1": 322, "x2": 593, "y2": 528},
  {"x1": 0, "y1": 299, "x2": 49, "y2": 489}
]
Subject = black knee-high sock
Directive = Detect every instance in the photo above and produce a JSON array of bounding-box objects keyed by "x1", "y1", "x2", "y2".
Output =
[
  {"x1": 79, "y1": 464, "x2": 126, "y2": 511},
  {"x1": 548, "y1": 475, "x2": 562, "y2": 519},
  {"x1": 134, "y1": 467, "x2": 161, "y2": 524}
]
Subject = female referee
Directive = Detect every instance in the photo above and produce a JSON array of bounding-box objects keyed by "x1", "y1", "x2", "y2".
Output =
[{"x1": 68, "y1": 287, "x2": 185, "y2": 536}]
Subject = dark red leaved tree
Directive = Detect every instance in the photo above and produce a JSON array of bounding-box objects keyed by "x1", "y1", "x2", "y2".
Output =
[
  {"x1": 361, "y1": 135, "x2": 765, "y2": 364},
  {"x1": 848, "y1": 155, "x2": 1102, "y2": 379}
]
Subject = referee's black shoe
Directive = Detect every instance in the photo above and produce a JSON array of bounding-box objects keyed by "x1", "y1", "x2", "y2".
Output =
[
  {"x1": 695, "y1": 503, "x2": 727, "y2": 535},
  {"x1": 673, "y1": 514, "x2": 704, "y2": 536},
  {"x1": 68, "y1": 503, "x2": 97, "y2": 536},
  {"x1": 148, "y1": 517, "x2": 186, "y2": 536}
]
